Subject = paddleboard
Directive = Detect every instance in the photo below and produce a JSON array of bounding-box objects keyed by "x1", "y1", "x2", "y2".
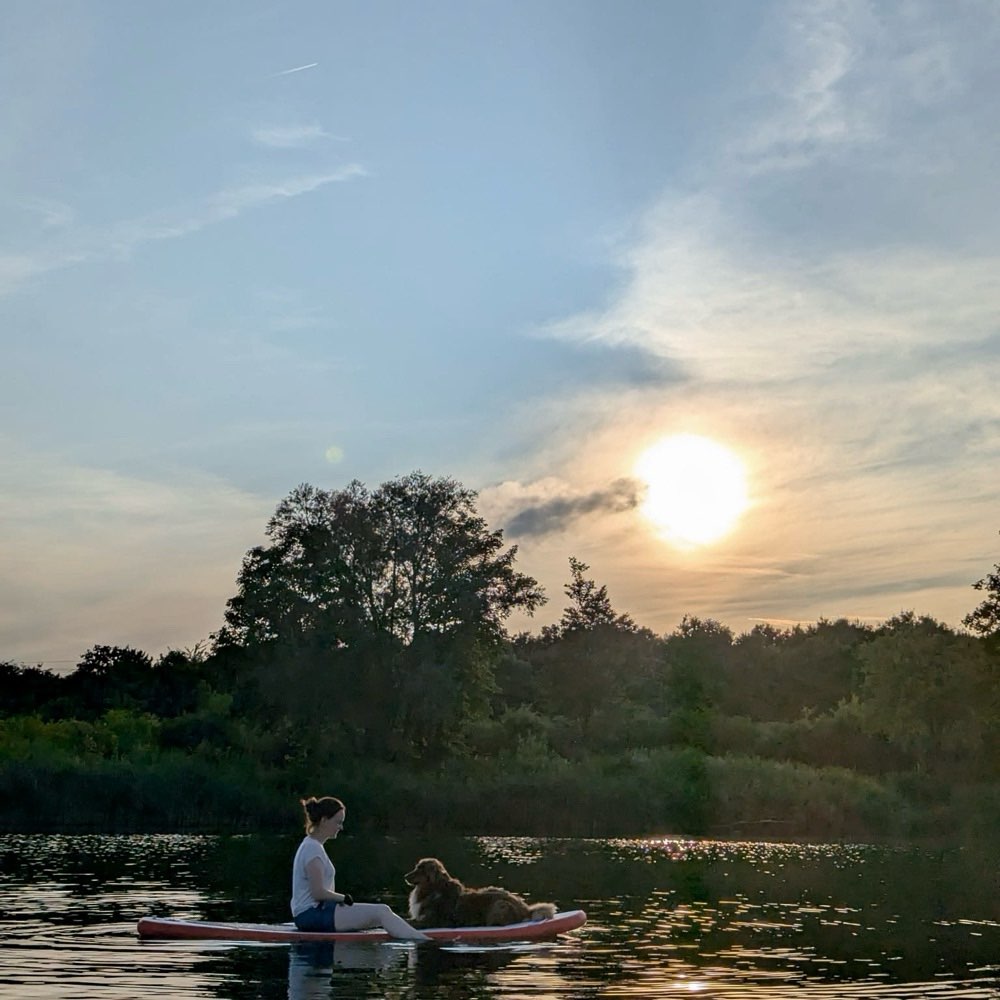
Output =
[{"x1": 137, "y1": 908, "x2": 586, "y2": 943}]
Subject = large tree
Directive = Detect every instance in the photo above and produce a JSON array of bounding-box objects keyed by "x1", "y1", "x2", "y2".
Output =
[
  {"x1": 215, "y1": 473, "x2": 545, "y2": 759},
  {"x1": 218, "y1": 473, "x2": 544, "y2": 649}
]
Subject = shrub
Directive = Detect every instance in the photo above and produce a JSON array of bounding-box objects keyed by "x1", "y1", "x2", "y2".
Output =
[{"x1": 705, "y1": 754, "x2": 913, "y2": 839}]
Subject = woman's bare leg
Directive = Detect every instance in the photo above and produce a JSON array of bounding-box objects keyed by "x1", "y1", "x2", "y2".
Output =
[{"x1": 334, "y1": 902, "x2": 430, "y2": 941}]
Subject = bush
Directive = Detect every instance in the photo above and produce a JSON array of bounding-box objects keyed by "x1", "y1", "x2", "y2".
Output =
[
  {"x1": 705, "y1": 754, "x2": 913, "y2": 839},
  {"x1": 710, "y1": 706, "x2": 912, "y2": 774}
]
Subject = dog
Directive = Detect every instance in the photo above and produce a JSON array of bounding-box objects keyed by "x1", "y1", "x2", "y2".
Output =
[{"x1": 405, "y1": 857, "x2": 557, "y2": 928}]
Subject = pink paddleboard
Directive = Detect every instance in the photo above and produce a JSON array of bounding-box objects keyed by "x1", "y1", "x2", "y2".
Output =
[{"x1": 137, "y1": 909, "x2": 587, "y2": 943}]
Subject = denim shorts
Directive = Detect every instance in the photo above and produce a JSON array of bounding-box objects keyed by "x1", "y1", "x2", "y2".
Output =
[{"x1": 293, "y1": 900, "x2": 337, "y2": 932}]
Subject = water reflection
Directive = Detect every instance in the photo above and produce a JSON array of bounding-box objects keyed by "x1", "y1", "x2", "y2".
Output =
[
  {"x1": 288, "y1": 941, "x2": 406, "y2": 999},
  {"x1": 284, "y1": 939, "x2": 550, "y2": 1000}
]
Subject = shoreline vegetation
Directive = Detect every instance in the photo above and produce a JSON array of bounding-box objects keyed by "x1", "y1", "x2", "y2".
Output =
[{"x1": 3, "y1": 473, "x2": 999, "y2": 843}]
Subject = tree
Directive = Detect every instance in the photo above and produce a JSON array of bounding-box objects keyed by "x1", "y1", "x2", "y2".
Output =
[
  {"x1": 725, "y1": 618, "x2": 871, "y2": 721},
  {"x1": 146, "y1": 648, "x2": 210, "y2": 717},
  {"x1": 61, "y1": 645, "x2": 155, "y2": 717},
  {"x1": 524, "y1": 559, "x2": 654, "y2": 722},
  {"x1": 0, "y1": 662, "x2": 61, "y2": 717},
  {"x1": 663, "y1": 616, "x2": 734, "y2": 709},
  {"x1": 857, "y1": 613, "x2": 999, "y2": 773},
  {"x1": 659, "y1": 617, "x2": 734, "y2": 750},
  {"x1": 964, "y1": 548, "x2": 1000, "y2": 650},
  {"x1": 214, "y1": 473, "x2": 545, "y2": 760},
  {"x1": 218, "y1": 473, "x2": 544, "y2": 649},
  {"x1": 548, "y1": 557, "x2": 636, "y2": 637}
]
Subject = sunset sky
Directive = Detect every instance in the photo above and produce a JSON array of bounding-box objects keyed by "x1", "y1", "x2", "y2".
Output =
[{"x1": 3, "y1": 1, "x2": 998, "y2": 669}]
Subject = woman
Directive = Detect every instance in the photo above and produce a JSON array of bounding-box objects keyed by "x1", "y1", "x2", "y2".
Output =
[{"x1": 291, "y1": 796, "x2": 429, "y2": 941}]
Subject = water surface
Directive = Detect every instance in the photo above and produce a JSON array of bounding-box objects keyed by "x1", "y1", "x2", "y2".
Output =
[{"x1": 0, "y1": 833, "x2": 996, "y2": 998}]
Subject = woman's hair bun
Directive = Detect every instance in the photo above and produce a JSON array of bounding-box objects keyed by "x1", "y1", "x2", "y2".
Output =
[{"x1": 300, "y1": 795, "x2": 345, "y2": 832}]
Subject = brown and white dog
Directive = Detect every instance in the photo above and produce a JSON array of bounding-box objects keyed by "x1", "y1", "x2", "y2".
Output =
[{"x1": 405, "y1": 857, "x2": 557, "y2": 928}]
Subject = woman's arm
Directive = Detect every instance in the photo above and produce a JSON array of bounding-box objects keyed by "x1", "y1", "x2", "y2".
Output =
[{"x1": 305, "y1": 857, "x2": 349, "y2": 903}]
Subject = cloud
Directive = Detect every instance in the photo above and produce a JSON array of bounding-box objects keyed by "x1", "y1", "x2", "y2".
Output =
[
  {"x1": 540, "y1": 1, "x2": 1000, "y2": 395},
  {"x1": 0, "y1": 251, "x2": 58, "y2": 296},
  {"x1": 728, "y1": 1, "x2": 867, "y2": 172},
  {"x1": 722, "y1": 0, "x2": 994, "y2": 177},
  {"x1": 112, "y1": 167, "x2": 365, "y2": 249},
  {"x1": 203, "y1": 168, "x2": 364, "y2": 222},
  {"x1": 17, "y1": 196, "x2": 76, "y2": 228},
  {"x1": 504, "y1": 479, "x2": 641, "y2": 538},
  {"x1": 0, "y1": 167, "x2": 365, "y2": 296},
  {"x1": 252, "y1": 124, "x2": 346, "y2": 148},
  {"x1": 511, "y1": 0, "x2": 1000, "y2": 634},
  {"x1": 547, "y1": 200, "x2": 1000, "y2": 386}
]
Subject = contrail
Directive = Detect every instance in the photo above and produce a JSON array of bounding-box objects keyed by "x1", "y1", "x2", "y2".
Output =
[{"x1": 274, "y1": 62, "x2": 319, "y2": 76}]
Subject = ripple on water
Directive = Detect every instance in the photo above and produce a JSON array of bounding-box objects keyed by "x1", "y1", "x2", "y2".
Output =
[{"x1": 1, "y1": 834, "x2": 999, "y2": 999}]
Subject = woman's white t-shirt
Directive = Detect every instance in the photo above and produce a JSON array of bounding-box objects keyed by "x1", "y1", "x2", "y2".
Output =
[{"x1": 290, "y1": 836, "x2": 335, "y2": 917}]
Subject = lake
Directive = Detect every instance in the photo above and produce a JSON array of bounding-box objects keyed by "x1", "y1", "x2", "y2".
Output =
[{"x1": 0, "y1": 833, "x2": 997, "y2": 998}]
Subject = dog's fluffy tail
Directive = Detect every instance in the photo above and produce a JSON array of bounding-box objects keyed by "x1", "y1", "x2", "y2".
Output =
[{"x1": 529, "y1": 903, "x2": 557, "y2": 921}]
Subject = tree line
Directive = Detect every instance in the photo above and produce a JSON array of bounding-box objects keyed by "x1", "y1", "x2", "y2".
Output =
[{"x1": 2, "y1": 471, "x2": 999, "y2": 839}]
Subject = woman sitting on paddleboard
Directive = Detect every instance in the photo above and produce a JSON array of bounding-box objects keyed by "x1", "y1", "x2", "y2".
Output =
[{"x1": 291, "y1": 796, "x2": 429, "y2": 941}]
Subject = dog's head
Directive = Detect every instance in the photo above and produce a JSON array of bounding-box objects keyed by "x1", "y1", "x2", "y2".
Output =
[{"x1": 405, "y1": 857, "x2": 450, "y2": 888}]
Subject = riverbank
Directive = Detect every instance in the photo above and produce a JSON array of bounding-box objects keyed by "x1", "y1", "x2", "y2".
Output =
[{"x1": 3, "y1": 745, "x2": 996, "y2": 843}]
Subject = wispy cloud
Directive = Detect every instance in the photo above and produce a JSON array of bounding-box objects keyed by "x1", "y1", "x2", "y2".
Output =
[
  {"x1": 0, "y1": 248, "x2": 87, "y2": 297},
  {"x1": 728, "y1": 2, "x2": 866, "y2": 172},
  {"x1": 17, "y1": 196, "x2": 76, "y2": 228},
  {"x1": 723, "y1": 0, "x2": 998, "y2": 178},
  {"x1": 0, "y1": 166, "x2": 365, "y2": 296},
  {"x1": 202, "y1": 167, "x2": 364, "y2": 222},
  {"x1": 111, "y1": 167, "x2": 366, "y2": 249},
  {"x1": 252, "y1": 123, "x2": 346, "y2": 148}
]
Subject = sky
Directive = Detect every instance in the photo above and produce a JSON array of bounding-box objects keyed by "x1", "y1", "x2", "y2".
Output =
[{"x1": 2, "y1": 0, "x2": 999, "y2": 670}]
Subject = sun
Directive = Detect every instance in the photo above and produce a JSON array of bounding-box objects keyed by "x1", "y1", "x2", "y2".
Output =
[{"x1": 634, "y1": 434, "x2": 749, "y2": 549}]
